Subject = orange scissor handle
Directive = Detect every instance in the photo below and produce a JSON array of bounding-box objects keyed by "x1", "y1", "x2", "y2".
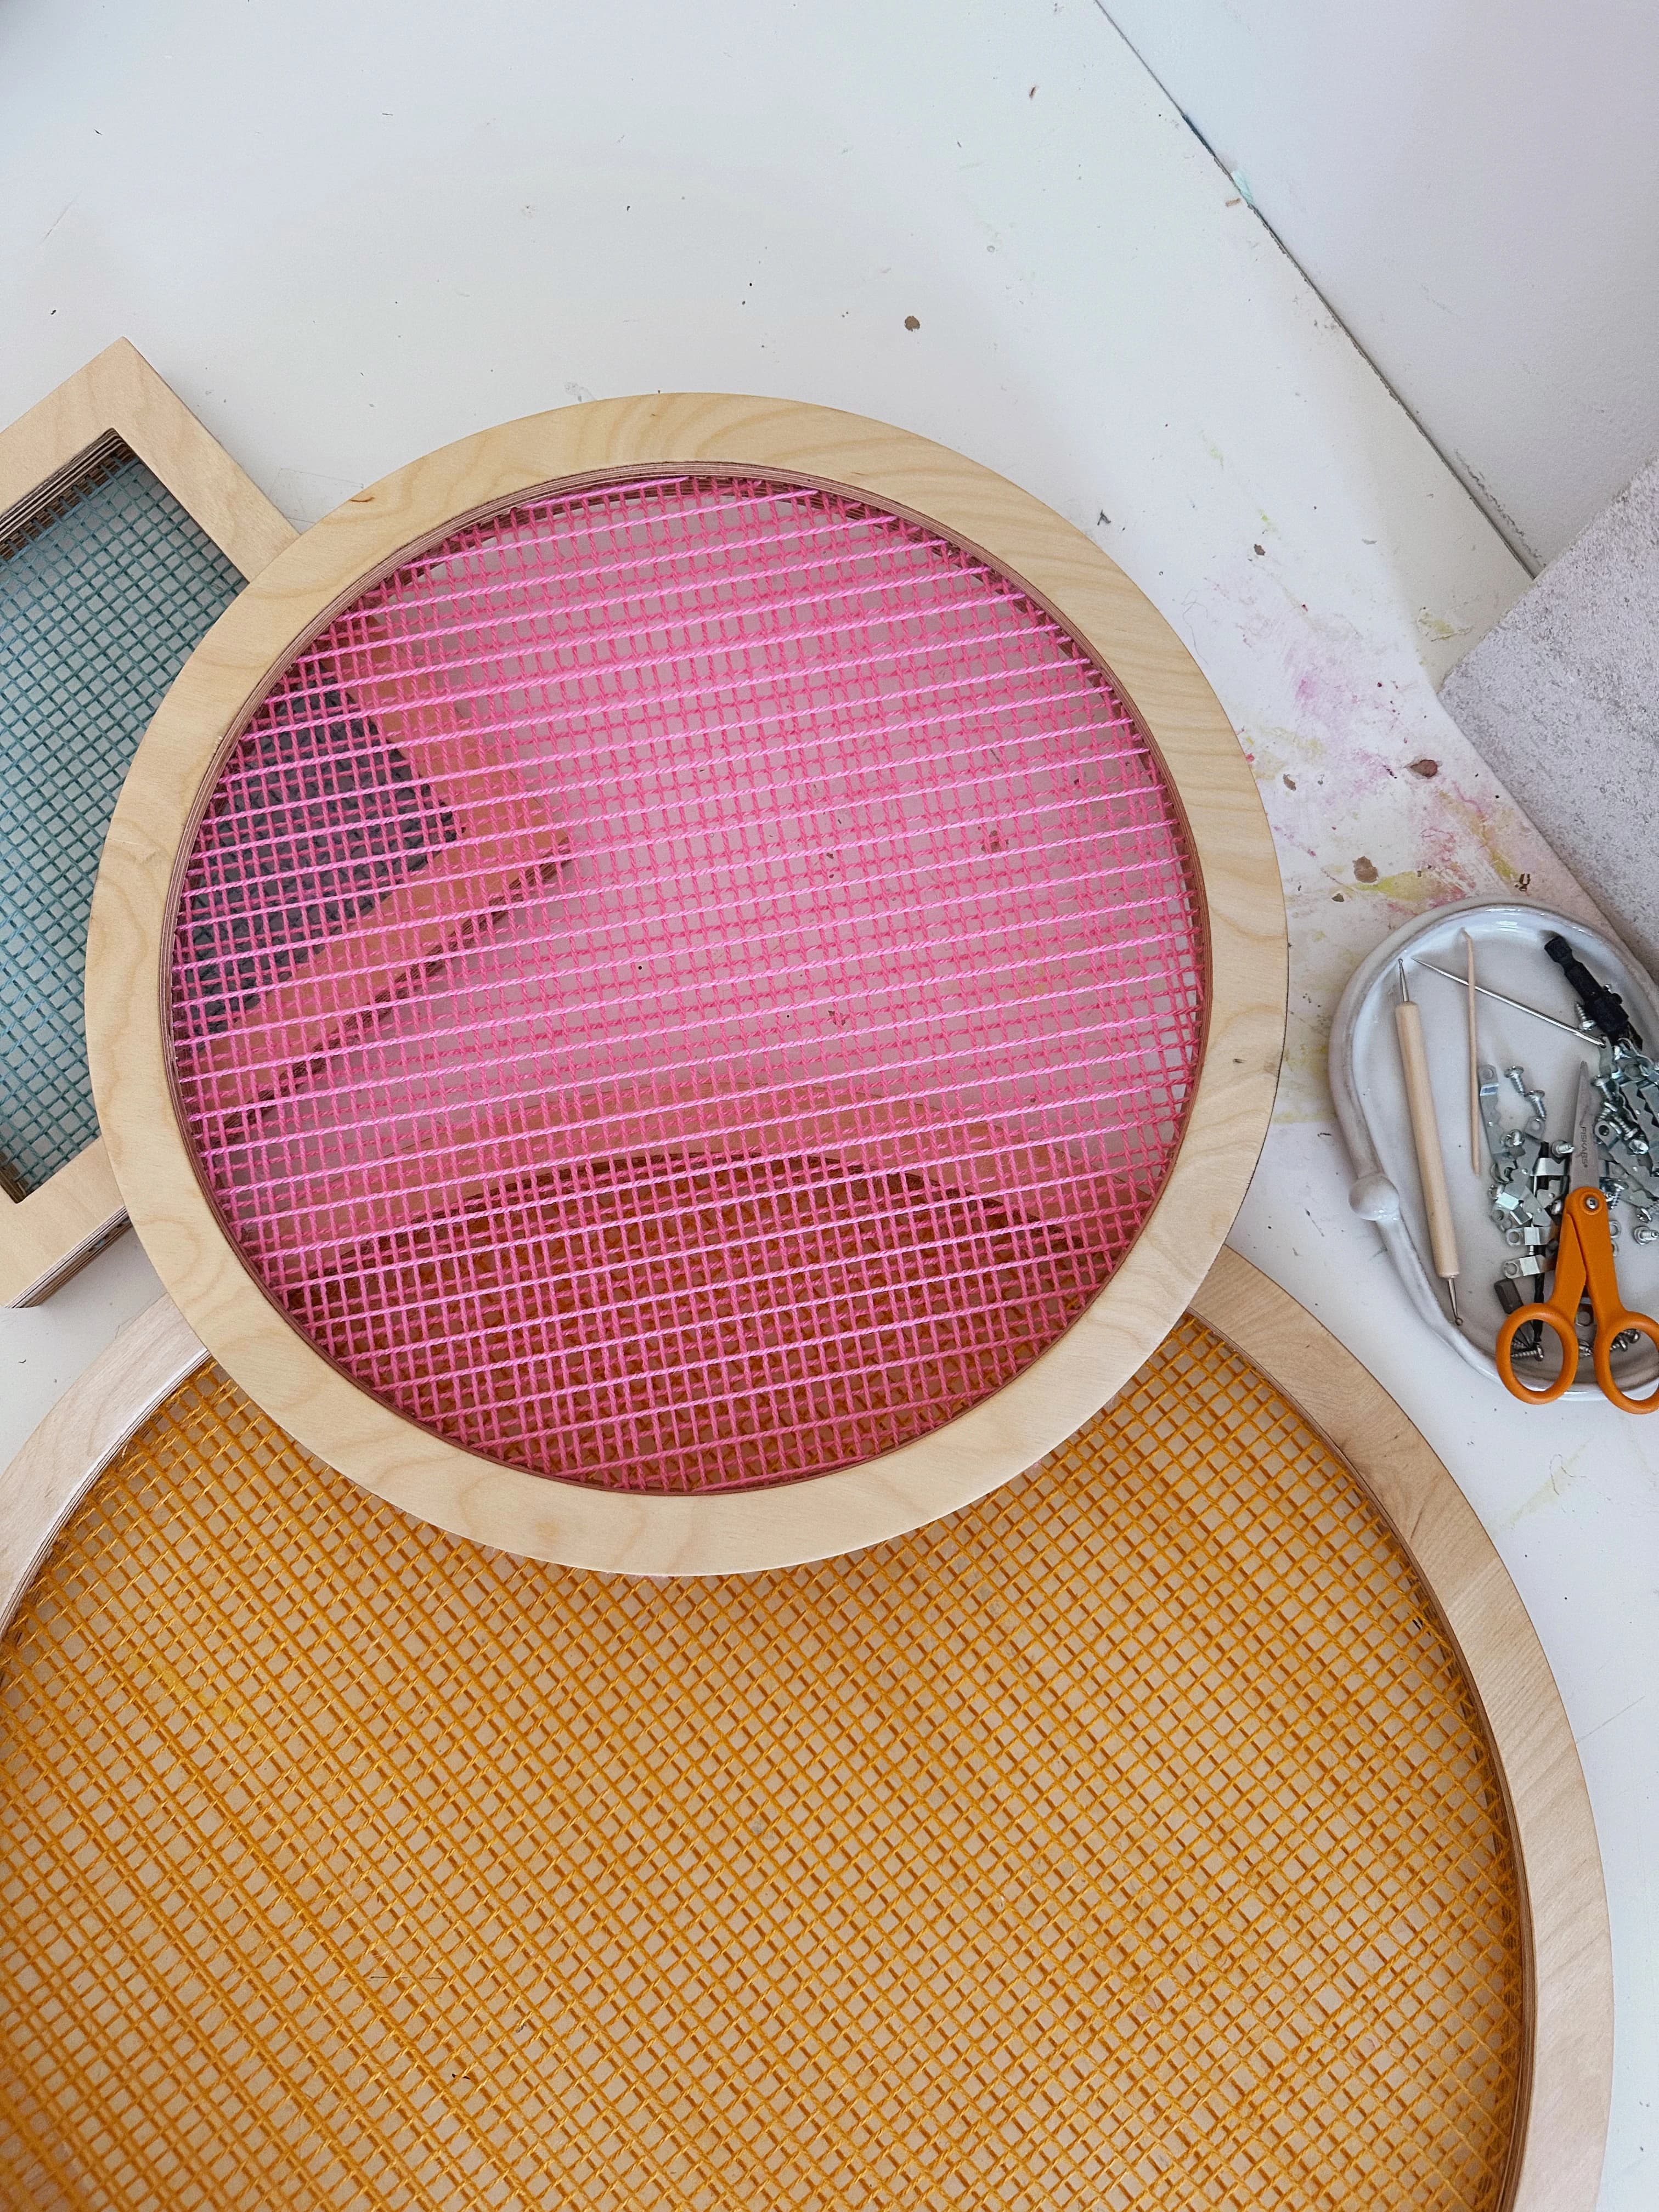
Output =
[
  {"x1": 1496, "y1": 1298, "x2": 1578, "y2": 1404},
  {"x1": 1592, "y1": 1312, "x2": 1659, "y2": 1413},
  {"x1": 1497, "y1": 1186, "x2": 1659, "y2": 1413}
]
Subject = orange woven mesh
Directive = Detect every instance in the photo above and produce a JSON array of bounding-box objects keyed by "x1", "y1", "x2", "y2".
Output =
[{"x1": 0, "y1": 1317, "x2": 1522, "y2": 2211}]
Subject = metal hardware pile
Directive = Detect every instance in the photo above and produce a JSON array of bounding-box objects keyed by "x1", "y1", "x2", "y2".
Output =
[{"x1": 1483, "y1": 937, "x2": 1657, "y2": 1361}]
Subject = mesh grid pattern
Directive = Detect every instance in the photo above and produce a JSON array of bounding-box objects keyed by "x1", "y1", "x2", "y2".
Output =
[
  {"x1": 0, "y1": 1319, "x2": 1522, "y2": 2211},
  {"x1": 167, "y1": 476, "x2": 1206, "y2": 1493},
  {"x1": 0, "y1": 445, "x2": 242, "y2": 1192}
]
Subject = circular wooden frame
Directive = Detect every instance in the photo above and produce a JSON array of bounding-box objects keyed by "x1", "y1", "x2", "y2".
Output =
[
  {"x1": 0, "y1": 1255, "x2": 1610, "y2": 2210},
  {"x1": 87, "y1": 394, "x2": 1285, "y2": 1573}
]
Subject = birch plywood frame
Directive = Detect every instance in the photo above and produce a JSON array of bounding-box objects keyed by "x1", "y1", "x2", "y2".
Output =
[
  {"x1": 89, "y1": 393, "x2": 1285, "y2": 1572},
  {"x1": 0, "y1": 1257, "x2": 1610, "y2": 2211},
  {"x1": 0, "y1": 339, "x2": 295, "y2": 1306},
  {"x1": 1192, "y1": 1250, "x2": 1612, "y2": 2212}
]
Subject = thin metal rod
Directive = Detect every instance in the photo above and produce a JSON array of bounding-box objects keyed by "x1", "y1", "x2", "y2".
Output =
[
  {"x1": 1410, "y1": 957, "x2": 1595, "y2": 1042},
  {"x1": 1465, "y1": 932, "x2": 1482, "y2": 1175}
]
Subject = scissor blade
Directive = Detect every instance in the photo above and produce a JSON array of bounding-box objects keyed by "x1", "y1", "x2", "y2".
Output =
[{"x1": 1569, "y1": 1062, "x2": 1602, "y2": 1193}]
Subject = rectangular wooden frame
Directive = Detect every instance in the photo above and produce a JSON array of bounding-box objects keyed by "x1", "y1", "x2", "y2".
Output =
[{"x1": 0, "y1": 338, "x2": 295, "y2": 1306}]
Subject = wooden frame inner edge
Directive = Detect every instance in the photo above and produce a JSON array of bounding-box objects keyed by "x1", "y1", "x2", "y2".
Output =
[
  {"x1": 0, "y1": 1257, "x2": 1610, "y2": 2210},
  {"x1": 0, "y1": 338, "x2": 297, "y2": 1307},
  {"x1": 88, "y1": 390, "x2": 1287, "y2": 1572},
  {"x1": 0, "y1": 1294, "x2": 206, "y2": 1640},
  {"x1": 1191, "y1": 1249, "x2": 1612, "y2": 2212}
]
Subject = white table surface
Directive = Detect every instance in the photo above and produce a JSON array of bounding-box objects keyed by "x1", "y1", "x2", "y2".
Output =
[{"x1": 2, "y1": 3, "x2": 1652, "y2": 2202}]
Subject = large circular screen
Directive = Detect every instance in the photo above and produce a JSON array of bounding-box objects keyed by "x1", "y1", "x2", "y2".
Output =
[{"x1": 166, "y1": 472, "x2": 1205, "y2": 1494}]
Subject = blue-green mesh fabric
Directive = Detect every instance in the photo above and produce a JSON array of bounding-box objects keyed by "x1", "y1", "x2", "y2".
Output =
[{"x1": 0, "y1": 449, "x2": 243, "y2": 1192}]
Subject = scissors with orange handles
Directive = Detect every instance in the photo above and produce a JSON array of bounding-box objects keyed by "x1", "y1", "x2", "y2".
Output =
[{"x1": 1497, "y1": 1184, "x2": 1659, "y2": 1411}]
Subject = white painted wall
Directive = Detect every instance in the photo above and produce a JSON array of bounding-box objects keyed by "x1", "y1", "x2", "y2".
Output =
[{"x1": 1102, "y1": 0, "x2": 1659, "y2": 567}]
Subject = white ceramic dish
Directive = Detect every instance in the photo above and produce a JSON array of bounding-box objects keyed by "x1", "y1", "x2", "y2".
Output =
[{"x1": 1331, "y1": 896, "x2": 1659, "y2": 1395}]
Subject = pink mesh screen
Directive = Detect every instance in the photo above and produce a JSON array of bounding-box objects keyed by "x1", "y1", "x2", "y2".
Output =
[{"x1": 167, "y1": 475, "x2": 1206, "y2": 1494}]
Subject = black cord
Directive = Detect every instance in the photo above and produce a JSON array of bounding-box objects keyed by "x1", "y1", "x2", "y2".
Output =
[{"x1": 1543, "y1": 934, "x2": 1641, "y2": 1049}]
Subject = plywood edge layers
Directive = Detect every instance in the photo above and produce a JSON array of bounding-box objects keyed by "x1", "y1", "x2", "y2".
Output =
[
  {"x1": 87, "y1": 391, "x2": 1287, "y2": 1571},
  {"x1": 0, "y1": 340, "x2": 298, "y2": 1306},
  {"x1": 1190, "y1": 1248, "x2": 1612, "y2": 2212},
  {"x1": 0, "y1": 1138, "x2": 128, "y2": 1308},
  {"x1": 0, "y1": 339, "x2": 294, "y2": 577}
]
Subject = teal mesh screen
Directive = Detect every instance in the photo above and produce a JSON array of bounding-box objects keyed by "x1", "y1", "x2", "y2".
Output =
[{"x1": 0, "y1": 444, "x2": 243, "y2": 1193}]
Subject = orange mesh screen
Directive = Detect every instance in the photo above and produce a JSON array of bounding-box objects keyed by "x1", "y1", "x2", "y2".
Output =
[{"x1": 0, "y1": 1318, "x2": 1523, "y2": 2211}]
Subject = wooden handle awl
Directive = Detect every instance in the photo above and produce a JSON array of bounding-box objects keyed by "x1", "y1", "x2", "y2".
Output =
[{"x1": 1395, "y1": 998, "x2": 1460, "y2": 1283}]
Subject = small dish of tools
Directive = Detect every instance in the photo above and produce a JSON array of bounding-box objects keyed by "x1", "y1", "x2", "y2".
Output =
[{"x1": 1333, "y1": 896, "x2": 1659, "y2": 1408}]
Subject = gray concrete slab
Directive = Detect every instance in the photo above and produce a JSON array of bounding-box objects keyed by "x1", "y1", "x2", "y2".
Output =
[{"x1": 1443, "y1": 456, "x2": 1659, "y2": 973}]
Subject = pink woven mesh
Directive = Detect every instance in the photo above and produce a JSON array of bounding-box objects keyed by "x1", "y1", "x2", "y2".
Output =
[{"x1": 167, "y1": 475, "x2": 1206, "y2": 1494}]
